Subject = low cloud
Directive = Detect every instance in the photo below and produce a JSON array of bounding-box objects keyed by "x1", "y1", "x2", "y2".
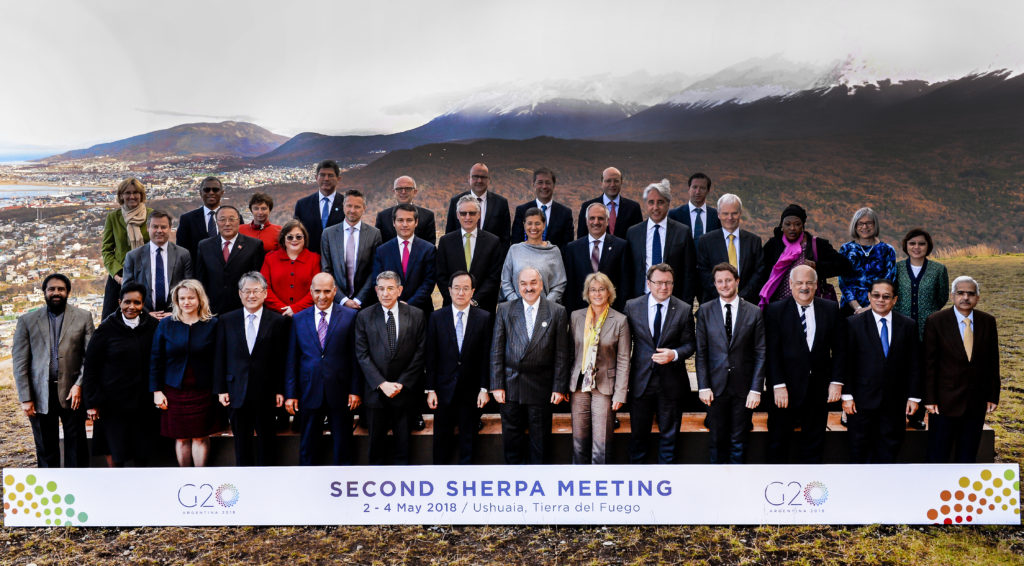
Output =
[{"x1": 135, "y1": 108, "x2": 258, "y2": 122}]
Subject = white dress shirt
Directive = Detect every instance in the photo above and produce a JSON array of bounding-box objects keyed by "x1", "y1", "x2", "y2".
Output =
[
  {"x1": 535, "y1": 199, "x2": 553, "y2": 225},
  {"x1": 314, "y1": 303, "x2": 334, "y2": 332},
  {"x1": 149, "y1": 242, "x2": 169, "y2": 300},
  {"x1": 320, "y1": 191, "x2": 336, "y2": 212},
  {"x1": 396, "y1": 235, "x2": 416, "y2": 263},
  {"x1": 646, "y1": 294, "x2": 678, "y2": 361},
  {"x1": 381, "y1": 303, "x2": 400, "y2": 337},
  {"x1": 689, "y1": 203, "x2": 708, "y2": 236},
  {"x1": 587, "y1": 234, "x2": 603, "y2": 263},
  {"x1": 719, "y1": 296, "x2": 740, "y2": 336},
  {"x1": 220, "y1": 235, "x2": 238, "y2": 257},
  {"x1": 461, "y1": 228, "x2": 478, "y2": 260},
  {"x1": 645, "y1": 218, "x2": 669, "y2": 271}
]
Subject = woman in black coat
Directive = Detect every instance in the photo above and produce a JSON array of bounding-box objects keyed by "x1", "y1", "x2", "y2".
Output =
[{"x1": 83, "y1": 282, "x2": 159, "y2": 467}]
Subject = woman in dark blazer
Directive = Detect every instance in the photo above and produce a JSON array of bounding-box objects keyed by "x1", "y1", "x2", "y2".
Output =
[
  {"x1": 261, "y1": 218, "x2": 321, "y2": 316},
  {"x1": 100, "y1": 177, "x2": 152, "y2": 318},
  {"x1": 569, "y1": 272, "x2": 630, "y2": 464},
  {"x1": 149, "y1": 279, "x2": 219, "y2": 467},
  {"x1": 83, "y1": 282, "x2": 159, "y2": 467}
]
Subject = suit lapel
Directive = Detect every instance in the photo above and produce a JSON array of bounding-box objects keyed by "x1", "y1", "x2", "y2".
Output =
[
  {"x1": 446, "y1": 308, "x2": 462, "y2": 358},
  {"x1": 524, "y1": 299, "x2": 550, "y2": 354},
  {"x1": 253, "y1": 311, "x2": 272, "y2": 354},
  {"x1": 864, "y1": 313, "x2": 886, "y2": 360},
  {"x1": 140, "y1": 249, "x2": 155, "y2": 309}
]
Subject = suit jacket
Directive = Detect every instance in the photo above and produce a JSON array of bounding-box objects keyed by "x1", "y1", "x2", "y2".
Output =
[
  {"x1": 122, "y1": 242, "x2": 193, "y2": 311},
  {"x1": 924, "y1": 308, "x2": 1000, "y2": 417},
  {"x1": 195, "y1": 234, "x2": 266, "y2": 315},
  {"x1": 696, "y1": 229, "x2": 764, "y2": 304},
  {"x1": 490, "y1": 297, "x2": 571, "y2": 404},
  {"x1": 284, "y1": 304, "x2": 361, "y2": 410},
  {"x1": 569, "y1": 307, "x2": 631, "y2": 404},
  {"x1": 845, "y1": 310, "x2": 920, "y2": 411},
  {"x1": 12, "y1": 305, "x2": 94, "y2": 414},
  {"x1": 294, "y1": 191, "x2": 345, "y2": 255},
  {"x1": 148, "y1": 317, "x2": 218, "y2": 391},
  {"x1": 214, "y1": 308, "x2": 291, "y2": 409},
  {"x1": 764, "y1": 297, "x2": 846, "y2": 408},
  {"x1": 435, "y1": 229, "x2": 503, "y2": 312},
  {"x1": 668, "y1": 203, "x2": 721, "y2": 235},
  {"x1": 576, "y1": 196, "x2": 643, "y2": 239},
  {"x1": 562, "y1": 234, "x2": 631, "y2": 313},
  {"x1": 371, "y1": 237, "x2": 437, "y2": 314},
  {"x1": 320, "y1": 221, "x2": 382, "y2": 307},
  {"x1": 695, "y1": 298, "x2": 766, "y2": 397},
  {"x1": 425, "y1": 306, "x2": 494, "y2": 405},
  {"x1": 375, "y1": 205, "x2": 437, "y2": 245},
  {"x1": 624, "y1": 295, "x2": 696, "y2": 400},
  {"x1": 510, "y1": 200, "x2": 575, "y2": 251},
  {"x1": 354, "y1": 303, "x2": 426, "y2": 408},
  {"x1": 445, "y1": 191, "x2": 512, "y2": 250},
  {"x1": 175, "y1": 206, "x2": 217, "y2": 260},
  {"x1": 626, "y1": 218, "x2": 698, "y2": 303}
]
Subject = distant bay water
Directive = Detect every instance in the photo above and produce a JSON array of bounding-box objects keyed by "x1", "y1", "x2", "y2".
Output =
[{"x1": 0, "y1": 184, "x2": 106, "y2": 200}]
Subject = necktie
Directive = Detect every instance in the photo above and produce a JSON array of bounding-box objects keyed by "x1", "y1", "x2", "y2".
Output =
[
  {"x1": 154, "y1": 246, "x2": 166, "y2": 311},
  {"x1": 222, "y1": 240, "x2": 231, "y2": 262},
  {"x1": 526, "y1": 305, "x2": 535, "y2": 340},
  {"x1": 476, "y1": 197, "x2": 484, "y2": 229},
  {"x1": 963, "y1": 319, "x2": 974, "y2": 361},
  {"x1": 401, "y1": 240, "x2": 410, "y2": 276},
  {"x1": 727, "y1": 234, "x2": 738, "y2": 268},
  {"x1": 800, "y1": 305, "x2": 808, "y2": 342},
  {"x1": 463, "y1": 232, "x2": 473, "y2": 268},
  {"x1": 541, "y1": 204, "x2": 548, "y2": 240},
  {"x1": 207, "y1": 210, "x2": 217, "y2": 238},
  {"x1": 591, "y1": 240, "x2": 601, "y2": 273},
  {"x1": 345, "y1": 226, "x2": 357, "y2": 294},
  {"x1": 652, "y1": 224, "x2": 662, "y2": 266},
  {"x1": 320, "y1": 197, "x2": 330, "y2": 229},
  {"x1": 386, "y1": 310, "x2": 397, "y2": 356},
  {"x1": 246, "y1": 313, "x2": 257, "y2": 354},
  {"x1": 652, "y1": 303, "x2": 663, "y2": 346},
  {"x1": 317, "y1": 310, "x2": 328, "y2": 349},
  {"x1": 694, "y1": 208, "x2": 704, "y2": 239},
  {"x1": 455, "y1": 310, "x2": 465, "y2": 352},
  {"x1": 725, "y1": 303, "x2": 733, "y2": 345},
  {"x1": 607, "y1": 202, "x2": 617, "y2": 234},
  {"x1": 880, "y1": 317, "x2": 889, "y2": 358}
]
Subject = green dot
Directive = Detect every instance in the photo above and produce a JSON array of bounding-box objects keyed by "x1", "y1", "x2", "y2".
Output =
[
  {"x1": 54, "y1": 507, "x2": 62, "y2": 515},
  {"x1": 46, "y1": 481, "x2": 57, "y2": 492},
  {"x1": 66, "y1": 508, "x2": 74, "y2": 517},
  {"x1": 43, "y1": 508, "x2": 51, "y2": 516},
  {"x1": 52, "y1": 494, "x2": 62, "y2": 504},
  {"x1": 1005, "y1": 470, "x2": 1016, "y2": 481},
  {"x1": 45, "y1": 519, "x2": 51, "y2": 525},
  {"x1": 64, "y1": 494, "x2": 75, "y2": 504},
  {"x1": 40, "y1": 497, "x2": 49, "y2": 505},
  {"x1": 77, "y1": 512, "x2": 88, "y2": 523},
  {"x1": 54, "y1": 518, "x2": 61, "y2": 525},
  {"x1": 26, "y1": 475, "x2": 36, "y2": 486},
  {"x1": 34, "y1": 486, "x2": 43, "y2": 495},
  {"x1": 1014, "y1": 481, "x2": 1019, "y2": 491}
]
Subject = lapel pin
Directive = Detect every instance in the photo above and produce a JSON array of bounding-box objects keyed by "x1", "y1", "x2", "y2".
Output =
[{"x1": 541, "y1": 321, "x2": 548, "y2": 328}]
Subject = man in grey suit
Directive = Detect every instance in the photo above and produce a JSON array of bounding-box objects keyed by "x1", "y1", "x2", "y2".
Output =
[
  {"x1": 624, "y1": 264, "x2": 696, "y2": 464},
  {"x1": 122, "y1": 210, "x2": 192, "y2": 318},
  {"x1": 696, "y1": 262, "x2": 766, "y2": 464},
  {"x1": 490, "y1": 267, "x2": 571, "y2": 464},
  {"x1": 321, "y1": 189, "x2": 383, "y2": 310},
  {"x1": 12, "y1": 274, "x2": 95, "y2": 467}
]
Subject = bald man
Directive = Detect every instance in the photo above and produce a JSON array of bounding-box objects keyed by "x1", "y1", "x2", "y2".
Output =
[
  {"x1": 576, "y1": 167, "x2": 643, "y2": 239},
  {"x1": 375, "y1": 175, "x2": 437, "y2": 245},
  {"x1": 445, "y1": 163, "x2": 512, "y2": 250}
]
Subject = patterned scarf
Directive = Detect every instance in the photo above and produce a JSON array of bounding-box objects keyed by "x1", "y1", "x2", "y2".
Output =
[{"x1": 578, "y1": 304, "x2": 609, "y2": 392}]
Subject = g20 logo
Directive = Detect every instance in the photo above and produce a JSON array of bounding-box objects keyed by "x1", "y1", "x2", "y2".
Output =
[
  {"x1": 178, "y1": 483, "x2": 240, "y2": 508},
  {"x1": 764, "y1": 480, "x2": 829, "y2": 507}
]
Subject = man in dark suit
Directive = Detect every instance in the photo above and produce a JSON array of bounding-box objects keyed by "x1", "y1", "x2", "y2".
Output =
[
  {"x1": 321, "y1": 189, "x2": 382, "y2": 310},
  {"x1": 696, "y1": 194, "x2": 763, "y2": 305},
  {"x1": 444, "y1": 163, "x2": 511, "y2": 250},
  {"x1": 12, "y1": 274, "x2": 94, "y2": 468},
  {"x1": 436, "y1": 194, "x2": 503, "y2": 312},
  {"x1": 563, "y1": 202, "x2": 630, "y2": 313},
  {"x1": 624, "y1": 264, "x2": 696, "y2": 464},
  {"x1": 576, "y1": 167, "x2": 643, "y2": 239},
  {"x1": 371, "y1": 203, "x2": 436, "y2": 315},
  {"x1": 355, "y1": 270, "x2": 427, "y2": 465},
  {"x1": 294, "y1": 159, "x2": 346, "y2": 254},
  {"x1": 490, "y1": 267, "x2": 570, "y2": 464},
  {"x1": 375, "y1": 176, "x2": 437, "y2": 245},
  {"x1": 765, "y1": 265, "x2": 846, "y2": 464},
  {"x1": 425, "y1": 271, "x2": 493, "y2": 464},
  {"x1": 510, "y1": 167, "x2": 575, "y2": 251},
  {"x1": 175, "y1": 176, "x2": 223, "y2": 260},
  {"x1": 214, "y1": 272, "x2": 290, "y2": 466},
  {"x1": 924, "y1": 276, "x2": 1000, "y2": 463},
  {"x1": 668, "y1": 172, "x2": 721, "y2": 240},
  {"x1": 626, "y1": 179, "x2": 697, "y2": 303},
  {"x1": 122, "y1": 210, "x2": 192, "y2": 319},
  {"x1": 843, "y1": 278, "x2": 921, "y2": 464},
  {"x1": 696, "y1": 262, "x2": 766, "y2": 464},
  {"x1": 194, "y1": 206, "x2": 266, "y2": 315},
  {"x1": 284, "y1": 273, "x2": 362, "y2": 465}
]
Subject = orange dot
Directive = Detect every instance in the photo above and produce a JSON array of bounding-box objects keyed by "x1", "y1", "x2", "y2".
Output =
[
  {"x1": 980, "y1": 498, "x2": 987, "y2": 505},
  {"x1": 941, "y1": 505, "x2": 950, "y2": 515},
  {"x1": 2, "y1": 503, "x2": 8, "y2": 510},
  {"x1": 10, "y1": 508, "x2": 16, "y2": 515},
  {"x1": 989, "y1": 504, "x2": 995, "y2": 510},
  {"x1": 955, "y1": 491, "x2": 964, "y2": 500},
  {"x1": 968, "y1": 493, "x2": 977, "y2": 502},
  {"x1": 977, "y1": 509, "x2": 983, "y2": 515},
  {"x1": 940, "y1": 491, "x2": 952, "y2": 501},
  {"x1": 954, "y1": 504, "x2": 962, "y2": 512},
  {"x1": 966, "y1": 505, "x2": 973, "y2": 512},
  {"x1": 927, "y1": 509, "x2": 938, "y2": 520}
]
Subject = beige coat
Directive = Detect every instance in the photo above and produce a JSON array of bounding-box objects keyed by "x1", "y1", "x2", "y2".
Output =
[{"x1": 569, "y1": 307, "x2": 630, "y2": 404}]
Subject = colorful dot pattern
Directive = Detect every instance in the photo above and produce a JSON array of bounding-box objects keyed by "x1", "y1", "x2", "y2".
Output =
[
  {"x1": 926, "y1": 468, "x2": 1019, "y2": 524},
  {"x1": 3, "y1": 473, "x2": 89, "y2": 526}
]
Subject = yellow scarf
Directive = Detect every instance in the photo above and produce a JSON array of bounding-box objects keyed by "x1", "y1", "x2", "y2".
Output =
[{"x1": 579, "y1": 305, "x2": 609, "y2": 391}]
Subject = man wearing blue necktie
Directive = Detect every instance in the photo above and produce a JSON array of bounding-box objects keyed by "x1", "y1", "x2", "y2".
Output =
[
  {"x1": 293, "y1": 160, "x2": 344, "y2": 255},
  {"x1": 510, "y1": 168, "x2": 575, "y2": 251}
]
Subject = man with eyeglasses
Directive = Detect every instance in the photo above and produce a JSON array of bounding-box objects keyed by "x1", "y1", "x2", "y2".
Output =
[
  {"x1": 843, "y1": 278, "x2": 921, "y2": 463},
  {"x1": 195, "y1": 206, "x2": 266, "y2": 314},
  {"x1": 436, "y1": 195, "x2": 503, "y2": 312},
  {"x1": 444, "y1": 163, "x2": 511, "y2": 250},
  {"x1": 175, "y1": 176, "x2": 224, "y2": 260},
  {"x1": 294, "y1": 160, "x2": 346, "y2": 254},
  {"x1": 375, "y1": 176, "x2": 437, "y2": 245}
]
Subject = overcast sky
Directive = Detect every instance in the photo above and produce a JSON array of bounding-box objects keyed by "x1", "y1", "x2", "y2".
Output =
[{"x1": 1, "y1": 0, "x2": 1021, "y2": 155}]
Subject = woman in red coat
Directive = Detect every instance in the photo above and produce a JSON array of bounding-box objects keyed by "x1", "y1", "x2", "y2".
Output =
[{"x1": 260, "y1": 219, "x2": 321, "y2": 316}]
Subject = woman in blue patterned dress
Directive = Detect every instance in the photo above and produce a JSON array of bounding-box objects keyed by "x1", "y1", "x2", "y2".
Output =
[{"x1": 838, "y1": 208, "x2": 897, "y2": 317}]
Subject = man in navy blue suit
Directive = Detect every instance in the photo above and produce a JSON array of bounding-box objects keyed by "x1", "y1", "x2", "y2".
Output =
[
  {"x1": 175, "y1": 176, "x2": 223, "y2": 260},
  {"x1": 510, "y1": 167, "x2": 575, "y2": 251},
  {"x1": 425, "y1": 271, "x2": 493, "y2": 464},
  {"x1": 668, "y1": 172, "x2": 721, "y2": 239},
  {"x1": 576, "y1": 167, "x2": 643, "y2": 239},
  {"x1": 371, "y1": 203, "x2": 436, "y2": 315},
  {"x1": 293, "y1": 160, "x2": 346, "y2": 254},
  {"x1": 284, "y1": 273, "x2": 362, "y2": 465}
]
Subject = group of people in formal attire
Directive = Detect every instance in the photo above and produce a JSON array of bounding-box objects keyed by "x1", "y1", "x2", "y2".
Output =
[{"x1": 12, "y1": 161, "x2": 1000, "y2": 469}]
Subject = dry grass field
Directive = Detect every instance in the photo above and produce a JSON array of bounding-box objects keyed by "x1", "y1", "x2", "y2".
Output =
[{"x1": 1, "y1": 255, "x2": 1021, "y2": 565}]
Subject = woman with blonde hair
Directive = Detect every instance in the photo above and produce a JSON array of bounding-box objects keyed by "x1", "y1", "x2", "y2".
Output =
[
  {"x1": 149, "y1": 279, "x2": 218, "y2": 467},
  {"x1": 101, "y1": 177, "x2": 151, "y2": 317}
]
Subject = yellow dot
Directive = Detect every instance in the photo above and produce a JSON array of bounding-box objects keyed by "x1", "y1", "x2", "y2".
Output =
[
  {"x1": 25, "y1": 493, "x2": 32, "y2": 501},
  {"x1": 959, "y1": 477, "x2": 970, "y2": 488},
  {"x1": 1002, "y1": 505, "x2": 1008, "y2": 511},
  {"x1": 1003, "y1": 488, "x2": 1011, "y2": 496},
  {"x1": 3, "y1": 476, "x2": 14, "y2": 486},
  {"x1": 981, "y1": 470, "x2": 993, "y2": 480},
  {"x1": 986, "y1": 488, "x2": 994, "y2": 496},
  {"x1": 16, "y1": 500, "x2": 24, "y2": 507},
  {"x1": 31, "y1": 502, "x2": 37, "y2": 509},
  {"x1": 995, "y1": 496, "x2": 1002, "y2": 503},
  {"x1": 6, "y1": 492, "x2": 15, "y2": 501},
  {"x1": 35, "y1": 512, "x2": 40, "y2": 518},
  {"x1": 1011, "y1": 499, "x2": 1018, "y2": 506},
  {"x1": 15, "y1": 483, "x2": 25, "y2": 492},
  {"x1": 993, "y1": 478, "x2": 1003, "y2": 487}
]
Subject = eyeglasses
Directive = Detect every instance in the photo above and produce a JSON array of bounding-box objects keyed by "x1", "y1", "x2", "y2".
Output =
[
  {"x1": 458, "y1": 210, "x2": 479, "y2": 217},
  {"x1": 240, "y1": 289, "x2": 266, "y2": 296},
  {"x1": 647, "y1": 280, "x2": 673, "y2": 288},
  {"x1": 471, "y1": 175, "x2": 489, "y2": 180},
  {"x1": 201, "y1": 186, "x2": 222, "y2": 193},
  {"x1": 285, "y1": 234, "x2": 305, "y2": 241},
  {"x1": 394, "y1": 187, "x2": 415, "y2": 193},
  {"x1": 869, "y1": 293, "x2": 894, "y2": 300}
]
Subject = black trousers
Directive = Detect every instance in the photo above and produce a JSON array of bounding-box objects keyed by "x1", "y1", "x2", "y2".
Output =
[
  {"x1": 927, "y1": 406, "x2": 986, "y2": 463},
  {"x1": 367, "y1": 404, "x2": 411, "y2": 465},
  {"x1": 298, "y1": 405, "x2": 353, "y2": 466},
  {"x1": 628, "y1": 388, "x2": 681, "y2": 464},
  {"x1": 767, "y1": 396, "x2": 828, "y2": 464},
  {"x1": 102, "y1": 274, "x2": 121, "y2": 319},
  {"x1": 499, "y1": 401, "x2": 551, "y2": 464},
  {"x1": 100, "y1": 407, "x2": 155, "y2": 466},
  {"x1": 433, "y1": 391, "x2": 479, "y2": 465},
  {"x1": 230, "y1": 404, "x2": 278, "y2": 466},
  {"x1": 29, "y1": 384, "x2": 88, "y2": 468},
  {"x1": 707, "y1": 390, "x2": 751, "y2": 464},
  {"x1": 847, "y1": 406, "x2": 905, "y2": 464}
]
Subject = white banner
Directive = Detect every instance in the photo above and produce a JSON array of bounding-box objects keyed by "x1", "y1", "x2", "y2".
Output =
[{"x1": 2, "y1": 464, "x2": 1019, "y2": 526}]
